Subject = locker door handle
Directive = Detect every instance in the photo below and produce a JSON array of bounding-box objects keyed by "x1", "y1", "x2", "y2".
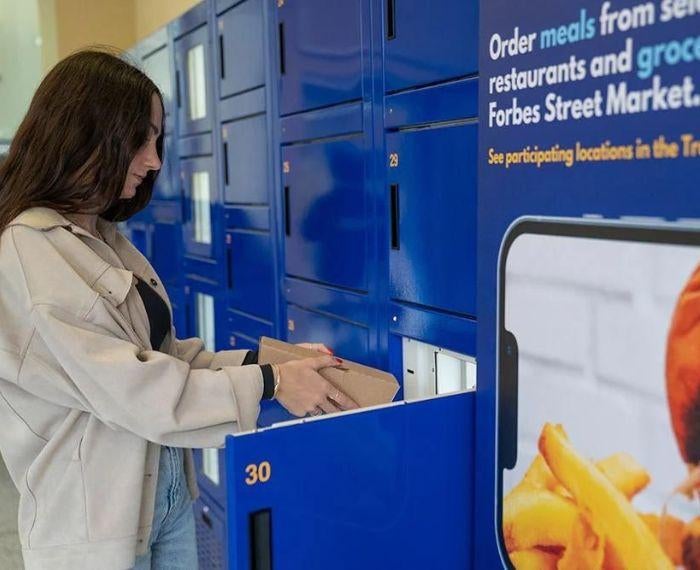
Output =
[
  {"x1": 219, "y1": 34, "x2": 225, "y2": 79},
  {"x1": 250, "y1": 509, "x2": 272, "y2": 570},
  {"x1": 390, "y1": 183, "x2": 400, "y2": 250},
  {"x1": 387, "y1": 0, "x2": 396, "y2": 40},
  {"x1": 222, "y1": 141, "x2": 229, "y2": 186},
  {"x1": 226, "y1": 237, "x2": 233, "y2": 289},
  {"x1": 284, "y1": 185, "x2": 291, "y2": 237},
  {"x1": 201, "y1": 510, "x2": 213, "y2": 529},
  {"x1": 278, "y1": 22, "x2": 286, "y2": 75},
  {"x1": 176, "y1": 70, "x2": 182, "y2": 108}
]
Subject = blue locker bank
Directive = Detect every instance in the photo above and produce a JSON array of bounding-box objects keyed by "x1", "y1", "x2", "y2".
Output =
[{"x1": 120, "y1": 0, "x2": 698, "y2": 568}]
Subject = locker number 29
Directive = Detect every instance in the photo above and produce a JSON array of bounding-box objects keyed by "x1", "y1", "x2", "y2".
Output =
[
  {"x1": 245, "y1": 461, "x2": 272, "y2": 485},
  {"x1": 389, "y1": 153, "x2": 399, "y2": 168}
]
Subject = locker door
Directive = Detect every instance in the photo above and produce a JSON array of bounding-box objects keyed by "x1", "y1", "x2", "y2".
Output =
[
  {"x1": 175, "y1": 25, "x2": 213, "y2": 136},
  {"x1": 152, "y1": 221, "x2": 182, "y2": 286},
  {"x1": 283, "y1": 137, "x2": 367, "y2": 291},
  {"x1": 217, "y1": 0, "x2": 265, "y2": 99},
  {"x1": 226, "y1": 230, "x2": 275, "y2": 320},
  {"x1": 142, "y1": 43, "x2": 174, "y2": 123},
  {"x1": 384, "y1": 0, "x2": 478, "y2": 92},
  {"x1": 181, "y1": 156, "x2": 217, "y2": 259},
  {"x1": 222, "y1": 114, "x2": 269, "y2": 205},
  {"x1": 126, "y1": 222, "x2": 152, "y2": 259},
  {"x1": 152, "y1": 135, "x2": 177, "y2": 201},
  {"x1": 286, "y1": 305, "x2": 370, "y2": 365},
  {"x1": 277, "y1": 0, "x2": 363, "y2": 115},
  {"x1": 168, "y1": 286, "x2": 188, "y2": 339},
  {"x1": 387, "y1": 123, "x2": 477, "y2": 316}
]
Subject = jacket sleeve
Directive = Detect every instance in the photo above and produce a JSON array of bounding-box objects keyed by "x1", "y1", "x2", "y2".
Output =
[
  {"x1": 23, "y1": 302, "x2": 263, "y2": 448},
  {"x1": 170, "y1": 334, "x2": 251, "y2": 370}
]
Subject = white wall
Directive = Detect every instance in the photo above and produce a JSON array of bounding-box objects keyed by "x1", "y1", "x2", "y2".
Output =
[{"x1": 0, "y1": 0, "x2": 44, "y2": 140}]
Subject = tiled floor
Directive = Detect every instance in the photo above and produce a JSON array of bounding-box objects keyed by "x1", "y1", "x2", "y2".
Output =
[{"x1": 0, "y1": 456, "x2": 22, "y2": 569}]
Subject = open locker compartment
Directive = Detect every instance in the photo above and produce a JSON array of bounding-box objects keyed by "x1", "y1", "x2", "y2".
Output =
[{"x1": 224, "y1": 391, "x2": 475, "y2": 569}]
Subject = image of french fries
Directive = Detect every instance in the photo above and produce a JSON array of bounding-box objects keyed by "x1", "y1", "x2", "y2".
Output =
[
  {"x1": 557, "y1": 513, "x2": 605, "y2": 570},
  {"x1": 503, "y1": 487, "x2": 578, "y2": 552},
  {"x1": 596, "y1": 453, "x2": 650, "y2": 499},
  {"x1": 538, "y1": 423, "x2": 674, "y2": 570},
  {"x1": 639, "y1": 513, "x2": 685, "y2": 566},
  {"x1": 509, "y1": 549, "x2": 560, "y2": 570}
]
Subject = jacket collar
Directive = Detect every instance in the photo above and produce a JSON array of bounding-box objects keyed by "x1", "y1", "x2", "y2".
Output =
[{"x1": 9, "y1": 207, "x2": 119, "y2": 241}]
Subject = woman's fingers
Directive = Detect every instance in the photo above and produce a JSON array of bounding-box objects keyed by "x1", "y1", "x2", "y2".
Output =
[
  {"x1": 308, "y1": 354, "x2": 342, "y2": 371},
  {"x1": 296, "y1": 342, "x2": 334, "y2": 355},
  {"x1": 327, "y1": 387, "x2": 359, "y2": 411}
]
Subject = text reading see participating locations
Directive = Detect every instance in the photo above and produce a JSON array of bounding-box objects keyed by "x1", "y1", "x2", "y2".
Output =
[{"x1": 486, "y1": 0, "x2": 700, "y2": 129}]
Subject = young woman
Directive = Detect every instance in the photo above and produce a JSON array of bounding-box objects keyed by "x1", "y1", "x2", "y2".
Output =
[{"x1": 0, "y1": 49, "x2": 356, "y2": 570}]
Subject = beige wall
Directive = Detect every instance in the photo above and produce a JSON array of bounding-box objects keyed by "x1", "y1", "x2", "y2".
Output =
[
  {"x1": 134, "y1": 0, "x2": 200, "y2": 42},
  {"x1": 54, "y1": 0, "x2": 136, "y2": 58},
  {"x1": 47, "y1": 0, "x2": 200, "y2": 63}
]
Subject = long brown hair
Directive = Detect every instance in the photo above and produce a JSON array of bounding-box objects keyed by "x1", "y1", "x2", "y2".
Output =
[{"x1": 0, "y1": 48, "x2": 164, "y2": 229}]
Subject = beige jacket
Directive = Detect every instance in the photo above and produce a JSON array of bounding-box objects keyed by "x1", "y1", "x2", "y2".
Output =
[{"x1": 0, "y1": 207, "x2": 263, "y2": 570}]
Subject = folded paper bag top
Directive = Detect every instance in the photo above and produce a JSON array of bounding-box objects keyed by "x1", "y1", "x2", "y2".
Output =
[{"x1": 258, "y1": 337, "x2": 400, "y2": 408}]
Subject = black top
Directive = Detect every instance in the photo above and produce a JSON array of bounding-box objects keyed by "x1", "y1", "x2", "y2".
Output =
[
  {"x1": 134, "y1": 279, "x2": 274, "y2": 399},
  {"x1": 135, "y1": 277, "x2": 171, "y2": 351}
]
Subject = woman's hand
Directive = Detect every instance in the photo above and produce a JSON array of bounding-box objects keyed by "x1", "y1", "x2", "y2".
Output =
[
  {"x1": 295, "y1": 342, "x2": 333, "y2": 355},
  {"x1": 275, "y1": 354, "x2": 359, "y2": 417}
]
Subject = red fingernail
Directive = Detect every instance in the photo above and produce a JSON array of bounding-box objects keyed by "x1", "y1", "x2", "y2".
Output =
[{"x1": 334, "y1": 357, "x2": 343, "y2": 364}]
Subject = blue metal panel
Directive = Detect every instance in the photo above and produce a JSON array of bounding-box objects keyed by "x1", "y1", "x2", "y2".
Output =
[
  {"x1": 218, "y1": 86, "x2": 265, "y2": 122},
  {"x1": 174, "y1": 23, "x2": 214, "y2": 136},
  {"x1": 178, "y1": 133, "x2": 214, "y2": 158},
  {"x1": 215, "y1": 0, "x2": 239, "y2": 15},
  {"x1": 383, "y1": 0, "x2": 478, "y2": 93},
  {"x1": 141, "y1": 36, "x2": 174, "y2": 124},
  {"x1": 126, "y1": 222, "x2": 151, "y2": 259},
  {"x1": 167, "y1": 286, "x2": 188, "y2": 339},
  {"x1": 225, "y1": 309, "x2": 273, "y2": 350},
  {"x1": 194, "y1": 497, "x2": 226, "y2": 570},
  {"x1": 284, "y1": 277, "x2": 370, "y2": 325},
  {"x1": 226, "y1": 230, "x2": 275, "y2": 320},
  {"x1": 194, "y1": 446, "x2": 227, "y2": 511},
  {"x1": 286, "y1": 304, "x2": 369, "y2": 365},
  {"x1": 276, "y1": 0, "x2": 363, "y2": 115},
  {"x1": 226, "y1": 394, "x2": 474, "y2": 569},
  {"x1": 181, "y1": 155, "x2": 219, "y2": 260},
  {"x1": 222, "y1": 113, "x2": 269, "y2": 205},
  {"x1": 224, "y1": 205, "x2": 270, "y2": 232},
  {"x1": 149, "y1": 200, "x2": 181, "y2": 224},
  {"x1": 217, "y1": 0, "x2": 265, "y2": 100},
  {"x1": 151, "y1": 221, "x2": 183, "y2": 287},
  {"x1": 283, "y1": 136, "x2": 367, "y2": 291},
  {"x1": 152, "y1": 135, "x2": 178, "y2": 201},
  {"x1": 184, "y1": 256, "x2": 223, "y2": 286},
  {"x1": 169, "y1": 0, "x2": 208, "y2": 40},
  {"x1": 280, "y1": 101, "x2": 362, "y2": 144},
  {"x1": 389, "y1": 303, "x2": 477, "y2": 358},
  {"x1": 387, "y1": 122, "x2": 477, "y2": 316},
  {"x1": 384, "y1": 77, "x2": 479, "y2": 129}
]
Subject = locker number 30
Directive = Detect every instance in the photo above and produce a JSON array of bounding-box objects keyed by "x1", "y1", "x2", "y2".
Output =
[
  {"x1": 245, "y1": 461, "x2": 272, "y2": 485},
  {"x1": 389, "y1": 153, "x2": 399, "y2": 168}
]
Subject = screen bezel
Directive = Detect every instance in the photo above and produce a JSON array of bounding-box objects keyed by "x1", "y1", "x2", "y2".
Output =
[{"x1": 494, "y1": 216, "x2": 700, "y2": 566}]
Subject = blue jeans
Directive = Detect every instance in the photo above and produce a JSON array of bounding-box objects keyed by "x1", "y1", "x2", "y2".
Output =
[{"x1": 132, "y1": 447, "x2": 198, "y2": 569}]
